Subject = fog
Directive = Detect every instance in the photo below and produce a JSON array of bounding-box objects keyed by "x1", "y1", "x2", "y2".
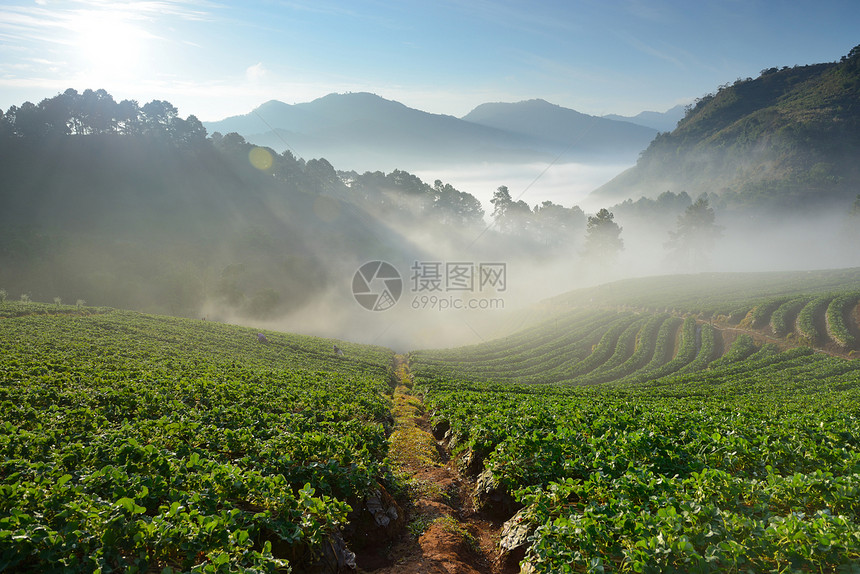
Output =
[
  {"x1": 199, "y1": 156, "x2": 859, "y2": 352},
  {"x1": 5, "y1": 132, "x2": 857, "y2": 353},
  {"x1": 412, "y1": 161, "x2": 633, "y2": 215}
]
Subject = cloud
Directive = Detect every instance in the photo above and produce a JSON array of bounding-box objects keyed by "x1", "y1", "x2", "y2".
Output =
[{"x1": 245, "y1": 62, "x2": 267, "y2": 82}]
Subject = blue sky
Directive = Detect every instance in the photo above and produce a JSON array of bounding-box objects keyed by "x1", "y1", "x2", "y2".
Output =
[{"x1": 0, "y1": 0, "x2": 858, "y2": 121}]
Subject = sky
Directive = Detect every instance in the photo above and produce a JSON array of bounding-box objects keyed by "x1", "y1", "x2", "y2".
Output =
[{"x1": 0, "y1": 0, "x2": 858, "y2": 122}]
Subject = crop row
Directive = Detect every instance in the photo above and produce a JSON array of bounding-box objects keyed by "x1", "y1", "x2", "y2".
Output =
[
  {"x1": 827, "y1": 291, "x2": 860, "y2": 349},
  {"x1": 415, "y1": 346, "x2": 860, "y2": 571},
  {"x1": 547, "y1": 268, "x2": 860, "y2": 319},
  {"x1": 412, "y1": 312, "x2": 716, "y2": 387},
  {"x1": 0, "y1": 307, "x2": 397, "y2": 572}
]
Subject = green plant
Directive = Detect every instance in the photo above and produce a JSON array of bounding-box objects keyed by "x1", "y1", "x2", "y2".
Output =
[
  {"x1": 433, "y1": 515, "x2": 478, "y2": 551},
  {"x1": 407, "y1": 515, "x2": 434, "y2": 538}
]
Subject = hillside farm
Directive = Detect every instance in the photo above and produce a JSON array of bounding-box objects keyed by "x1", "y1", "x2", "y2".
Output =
[{"x1": 3, "y1": 268, "x2": 860, "y2": 572}]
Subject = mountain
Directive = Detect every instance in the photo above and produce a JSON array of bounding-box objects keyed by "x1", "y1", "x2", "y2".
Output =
[
  {"x1": 592, "y1": 46, "x2": 860, "y2": 211},
  {"x1": 204, "y1": 93, "x2": 657, "y2": 171},
  {"x1": 603, "y1": 104, "x2": 687, "y2": 132},
  {"x1": 205, "y1": 93, "x2": 549, "y2": 171},
  {"x1": 462, "y1": 99, "x2": 658, "y2": 159}
]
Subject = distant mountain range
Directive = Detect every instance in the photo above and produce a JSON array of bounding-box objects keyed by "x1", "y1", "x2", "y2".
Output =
[
  {"x1": 602, "y1": 105, "x2": 687, "y2": 132},
  {"x1": 203, "y1": 94, "x2": 659, "y2": 171},
  {"x1": 593, "y1": 46, "x2": 860, "y2": 211}
]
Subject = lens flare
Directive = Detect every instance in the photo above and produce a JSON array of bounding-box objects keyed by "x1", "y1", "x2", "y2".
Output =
[{"x1": 249, "y1": 147, "x2": 273, "y2": 171}]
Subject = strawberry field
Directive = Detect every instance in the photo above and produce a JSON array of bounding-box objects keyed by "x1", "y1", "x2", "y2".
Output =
[
  {"x1": 3, "y1": 267, "x2": 860, "y2": 572},
  {"x1": 411, "y1": 273, "x2": 860, "y2": 572},
  {"x1": 0, "y1": 306, "x2": 395, "y2": 572}
]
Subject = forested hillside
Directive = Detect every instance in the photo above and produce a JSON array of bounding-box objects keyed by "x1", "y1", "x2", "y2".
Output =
[
  {"x1": 0, "y1": 89, "x2": 497, "y2": 320},
  {"x1": 594, "y1": 45, "x2": 860, "y2": 211}
]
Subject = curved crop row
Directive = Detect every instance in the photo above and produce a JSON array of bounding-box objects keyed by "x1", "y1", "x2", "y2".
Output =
[
  {"x1": 770, "y1": 297, "x2": 811, "y2": 337},
  {"x1": 642, "y1": 316, "x2": 699, "y2": 380},
  {"x1": 677, "y1": 323, "x2": 719, "y2": 374},
  {"x1": 708, "y1": 333, "x2": 758, "y2": 369},
  {"x1": 797, "y1": 294, "x2": 833, "y2": 345},
  {"x1": 591, "y1": 317, "x2": 648, "y2": 373},
  {"x1": 826, "y1": 291, "x2": 860, "y2": 350},
  {"x1": 576, "y1": 314, "x2": 669, "y2": 385},
  {"x1": 746, "y1": 297, "x2": 789, "y2": 329}
]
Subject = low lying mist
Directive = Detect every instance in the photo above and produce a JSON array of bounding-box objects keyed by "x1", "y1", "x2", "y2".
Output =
[
  {"x1": 207, "y1": 181, "x2": 860, "y2": 352},
  {"x1": 412, "y1": 161, "x2": 633, "y2": 215}
]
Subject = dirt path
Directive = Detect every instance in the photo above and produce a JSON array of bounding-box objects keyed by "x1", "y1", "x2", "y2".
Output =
[{"x1": 356, "y1": 356, "x2": 501, "y2": 574}]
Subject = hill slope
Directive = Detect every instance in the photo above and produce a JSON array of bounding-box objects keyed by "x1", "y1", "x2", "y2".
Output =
[
  {"x1": 592, "y1": 45, "x2": 860, "y2": 210},
  {"x1": 0, "y1": 133, "x2": 419, "y2": 318}
]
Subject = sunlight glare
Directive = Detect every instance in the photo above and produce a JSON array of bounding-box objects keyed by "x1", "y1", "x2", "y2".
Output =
[{"x1": 73, "y1": 9, "x2": 147, "y2": 84}]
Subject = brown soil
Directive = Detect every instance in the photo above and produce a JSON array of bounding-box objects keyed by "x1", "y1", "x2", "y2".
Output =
[{"x1": 356, "y1": 357, "x2": 503, "y2": 574}]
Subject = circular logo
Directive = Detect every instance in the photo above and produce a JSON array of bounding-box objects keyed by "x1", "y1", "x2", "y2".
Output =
[{"x1": 352, "y1": 261, "x2": 402, "y2": 311}]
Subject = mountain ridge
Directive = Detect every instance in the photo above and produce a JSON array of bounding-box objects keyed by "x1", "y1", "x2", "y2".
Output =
[
  {"x1": 603, "y1": 104, "x2": 687, "y2": 132},
  {"x1": 203, "y1": 93, "x2": 659, "y2": 171}
]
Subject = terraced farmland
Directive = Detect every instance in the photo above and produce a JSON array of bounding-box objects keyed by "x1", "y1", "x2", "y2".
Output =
[{"x1": 411, "y1": 270, "x2": 860, "y2": 572}]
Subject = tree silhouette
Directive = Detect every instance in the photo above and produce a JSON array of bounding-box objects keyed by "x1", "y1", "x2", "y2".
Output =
[
  {"x1": 584, "y1": 208, "x2": 623, "y2": 262},
  {"x1": 665, "y1": 195, "x2": 723, "y2": 269},
  {"x1": 490, "y1": 186, "x2": 531, "y2": 235},
  {"x1": 533, "y1": 201, "x2": 585, "y2": 247}
]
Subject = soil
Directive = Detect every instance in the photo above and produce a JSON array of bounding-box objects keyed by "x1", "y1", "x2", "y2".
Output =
[{"x1": 355, "y1": 358, "x2": 505, "y2": 574}]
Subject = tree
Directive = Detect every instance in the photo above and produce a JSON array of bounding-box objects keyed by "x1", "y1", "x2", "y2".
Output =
[
  {"x1": 173, "y1": 114, "x2": 207, "y2": 147},
  {"x1": 79, "y1": 89, "x2": 117, "y2": 134},
  {"x1": 141, "y1": 99, "x2": 179, "y2": 137},
  {"x1": 490, "y1": 186, "x2": 512, "y2": 226},
  {"x1": 665, "y1": 195, "x2": 723, "y2": 268},
  {"x1": 851, "y1": 194, "x2": 860, "y2": 217},
  {"x1": 532, "y1": 201, "x2": 585, "y2": 247},
  {"x1": 490, "y1": 186, "x2": 531, "y2": 235},
  {"x1": 116, "y1": 99, "x2": 142, "y2": 135},
  {"x1": 584, "y1": 208, "x2": 623, "y2": 262},
  {"x1": 432, "y1": 180, "x2": 484, "y2": 226}
]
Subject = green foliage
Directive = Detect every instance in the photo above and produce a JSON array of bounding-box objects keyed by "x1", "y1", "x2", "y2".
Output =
[
  {"x1": 599, "y1": 46, "x2": 860, "y2": 209},
  {"x1": 415, "y1": 333, "x2": 860, "y2": 572},
  {"x1": 746, "y1": 297, "x2": 788, "y2": 329},
  {"x1": 0, "y1": 307, "x2": 396, "y2": 572},
  {"x1": 797, "y1": 294, "x2": 833, "y2": 345},
  {"x1": 771, "y1": 296, "x2": 811, "y2": 337},
  {"x1": 708, "y1": 334, "x2": 757, "y2": 369},
  {"x1": 827, "y1": 291, "x2": 860, "y2": 349},
  {"x1": 411, "y1": 268, "x2": 860, "y2": 571}
]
